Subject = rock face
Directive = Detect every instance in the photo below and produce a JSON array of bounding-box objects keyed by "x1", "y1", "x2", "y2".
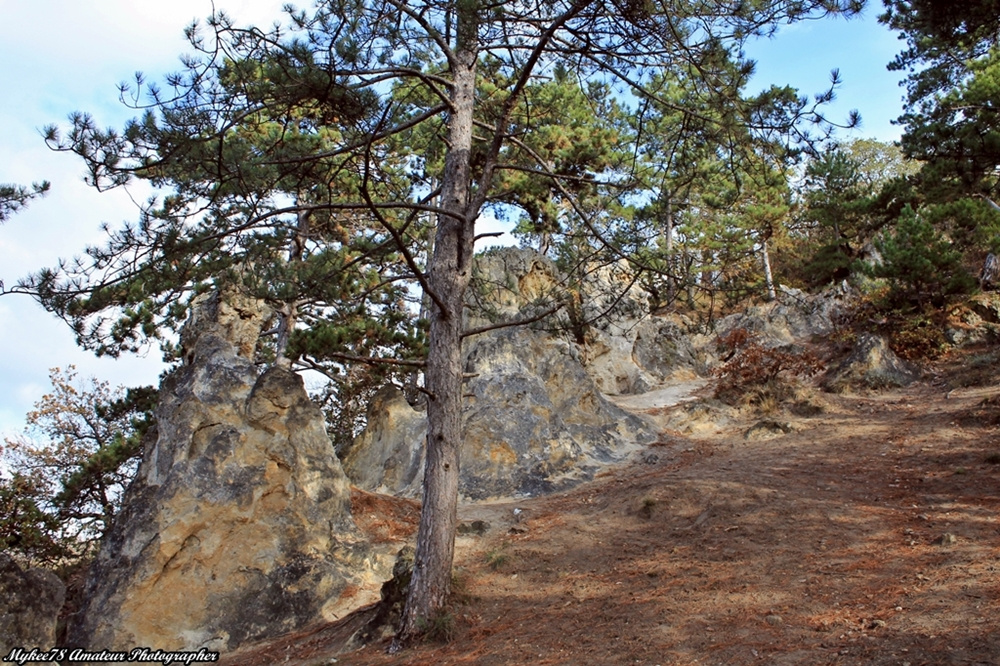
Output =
[
  {"x1": 342, "y1": 327, "x2": 657, "y2": 499},
  {"x1": 467, "y1": 248, "x2": 564, "y2": 327},
  {"x1": 582, "y1": 315, "x2": 704, "y2": 394},
  {"x1": 342, "y1": 387, "x2": 428, "y2": 498},
  {"x1": 470, "y1": 247, "x2": 706, "y2": 394},
  {"x1": 824, "y1": 333, "x2": 919, "y2": 393},
  {"x1": 715, "y1": 283, "x2": 851, "y2": 348},
  {"x1": 0, "y1": 554, "x2": 65, "y2": 654},
  {"x1": 68, "y1": 291, "x2": 386, "y2": 653},
  {"x1": 967, "y1": 292, "x2": 1000, "y2": 324}
]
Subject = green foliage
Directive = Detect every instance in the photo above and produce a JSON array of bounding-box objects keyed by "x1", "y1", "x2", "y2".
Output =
[
  {"x1": 1, "y1": 367, "x2": 155, "y2": 563},
  {"x1": 837, "y1": 279, "x2": 955, "y2": 361},
  {"x1": 628, "y1": 58, "x2": 849, "y2": 308},
  {"x1": 0, "y1": 474, "x2": 70, "y2": 565},
  {"x1": 871, "y1": 206, "x2": 975, "y2": 308},
  {"x1": 881, "y1": 1, "x2": 1000, "y2": 203},
  {"x1": 313, "y1": 364, "x2": 400, "y2": 454},
  {"x1": 0, "y1": 181, "x2": 50, "y2": 223},
  {"x1": 494, "y1": 67, "x2": 625, "y2": 250},
  {"x1": 8, "y1": 0, "x2": 869, "y2": 377},
  {"x1": 840, "y1": 138, "x2": 920, "y2": 191},
  {"x1": 18, "y1": 31, "x2": 423, "y2": 370},
  {"x1": 783, "y1": 140, "x2": 921, "y2": 288},
  {"x1": 917, "y1": 197, "x2": 1000, "y2": 254}
]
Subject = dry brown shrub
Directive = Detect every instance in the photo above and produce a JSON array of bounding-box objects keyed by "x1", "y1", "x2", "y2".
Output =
[{"x1": 713, "y1": 328, "x2": 824, "y2": 408}]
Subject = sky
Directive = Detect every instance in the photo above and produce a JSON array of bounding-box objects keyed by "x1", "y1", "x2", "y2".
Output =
[{"x1": 0, "y1": 1, "x2": 909, "y2": 439}]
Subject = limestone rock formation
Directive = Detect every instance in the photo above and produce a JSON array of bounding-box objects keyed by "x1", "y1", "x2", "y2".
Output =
[
  {"x1": 470, "y1": 247, "x2": 706, "y2": 394},
  {"x1": 467, "y1": 248, "x2": 564, "y2": 329},
  {"x1": 569, "y1": 259, "x2": 706, "y2": 394},
  {"x1": 715, "y1": 283, "x2": 852, "y2": 349},
  {"x1": 342, "y1": 327, "x2": 658, "y2": 499},
  {"x1": 582, "y1": 315, "x2": 705, "y2": 394},
  {"x1": 68, "y1": 291, "x2": 389, "y2": 653},
  {"x1": 966, "y1": 292, "x2": 1000, "y2": 330},
  {"x1": 823, "y1": 333, "x2": 919, "y2": 393},
  {"x1": 0, "y1": 554, "x2": 65, "y2": 654},
  {"x1": 341, "y1": 386, "x2": 427, "y2": 498}
]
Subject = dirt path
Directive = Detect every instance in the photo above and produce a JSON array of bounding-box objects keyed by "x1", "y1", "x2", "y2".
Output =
[
  {"x1": 605, "y1": 380, "x2": 709, "y2": 412},
  {"x1": 228, "y1": 364, "x2": 1000, "y2": 665}
]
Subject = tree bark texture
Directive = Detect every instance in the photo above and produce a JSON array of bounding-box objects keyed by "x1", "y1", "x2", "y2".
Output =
[
  {"x1": 762, "y1": 238, "x2": 777, "y2": 302},
  {"x1": 395, "y1": 1, "x2": 479, "y2": 645}
]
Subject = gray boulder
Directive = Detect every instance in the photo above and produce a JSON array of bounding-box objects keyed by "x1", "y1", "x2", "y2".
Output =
[
  {"x1": 342, "y1": 327, "x2": 658, "y2": 499},
  {"x1": 824, "y1": 333, "x2": 919, "y2": 393},
  {"x1": 0, "y1": 555, "x2": 65, "y2": 655},
  {"x1": 68, "y1": 291, "x2": 390, "y2": 653},
  {"x1": 715, "y1": 283, "x2": 851, "y2": 348}
]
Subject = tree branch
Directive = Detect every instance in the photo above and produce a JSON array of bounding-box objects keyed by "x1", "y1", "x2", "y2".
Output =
[{"x1": 461, "y1": 302, "x2": 564, "y2": 339}]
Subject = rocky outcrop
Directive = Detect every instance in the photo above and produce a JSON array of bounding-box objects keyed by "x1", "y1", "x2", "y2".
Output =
[
  {"x1": 342, "y1": 327, "x2": 658, "y2": 499},
  {"x1": 582, "y1": 315, "x2": 705, "y2": 394},
  {"x1": 571, "y1": 260, "x2": 707, "y2": 394},
  {"x1": 470, "y1": 248, "x2": 707, "y2": 394},
  {"x1": 68, "y1": 291, "x2": 390, "y2": 653},
  {"x1": 341, "y1": 387, "x2": 427, "y2": 498},
  {"x1": 946, "y1": 293, "x2": 1000, "y2": 346},
  {"x1": 467, "y1": 248, "x2": 564, "y2": 329},
  {"x1": 0, "y1": 555, "x2": 65, "y2": 654},
  {"x1": 823, "y1": 333, "x2": 919, "y2": 393},
  {"x1": 715, "y1": 283, "x2": 852, "y2": 348},
  {"x1": 967, "y1": 292, "x2": 1000, "y2": 324}
]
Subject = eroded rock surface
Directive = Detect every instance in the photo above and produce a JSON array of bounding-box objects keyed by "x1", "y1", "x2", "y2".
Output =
[
  {"x1": 824, "y1": 333, "x2": 919, "y2": 392},
  {"x1": 715, "y1": 284, "x2": 851, "y2": 348},
  {"x1": 469, "y1": 248, "x2": 707, "y2": 394},
  {"x1": 0, "y1": 555, "x2": 65, "y2": 655},
  {"x1": 68, "y1": 292, "x2": 389, "y2": 653},
  {"x1": 342, "y1": 327, "x2": 657, "y2": 499}
]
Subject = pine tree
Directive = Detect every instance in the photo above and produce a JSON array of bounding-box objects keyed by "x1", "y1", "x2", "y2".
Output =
[
  {"x1": 1, "y1": 367, "x2": 156, "y2": 563},
  {"x1": 8, "y1": 0, "x2": 865, "y2": 645},
  {"x1": 0, "y1": 181, "x2": 49, "y2": 223},
  {"x1": 872, "y1": 205, "x2": 975, "y2": 307},
  {"x1": 881, "y1": 1, "x2": 1000, "y2": 209}
]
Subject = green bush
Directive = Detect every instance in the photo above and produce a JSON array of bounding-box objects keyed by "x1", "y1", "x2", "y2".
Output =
[{"x1": 872, "y1": 205, "x2": 975, "y2": 308}]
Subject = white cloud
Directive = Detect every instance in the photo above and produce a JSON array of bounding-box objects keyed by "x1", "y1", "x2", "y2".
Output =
[{"x1": 0, "y1": 0, "x2": 287, "y2": 437}]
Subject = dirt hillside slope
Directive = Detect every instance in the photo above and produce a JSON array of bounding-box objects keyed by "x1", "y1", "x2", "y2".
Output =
[{"x1": 226, "y1": 350, "x2": 1000, "y2": 666}]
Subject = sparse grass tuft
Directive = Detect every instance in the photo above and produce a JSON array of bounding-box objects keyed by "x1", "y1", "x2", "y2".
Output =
[
  {"x1": 418, "y1": 610, "x2": 457, "y2": 644},
  {"x1": 485, "y1": 548, "x2": 510, "y2": 571},
  {"x1": 638, "y1": 496, "x2": 657, "y2": 519}
]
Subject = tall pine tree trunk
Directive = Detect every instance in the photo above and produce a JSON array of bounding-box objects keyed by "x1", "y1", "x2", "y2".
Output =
[
  {"x1": 275, "y1": 209, "x2": 309, "y2": 369},
  {"x1": 664, "y1": 194, "x2": 675, "y2": 303},
  {"x1": 762, "y1": 238, "x2": 777, "y2": 302},
  {"x1": 394, "y1": 1, "x2": 479, "y2": 645}
]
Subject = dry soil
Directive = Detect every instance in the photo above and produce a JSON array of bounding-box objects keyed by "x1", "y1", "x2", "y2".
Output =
[{"x1": 224, "y1": 348, "x2": 1000, "y2": 666}]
